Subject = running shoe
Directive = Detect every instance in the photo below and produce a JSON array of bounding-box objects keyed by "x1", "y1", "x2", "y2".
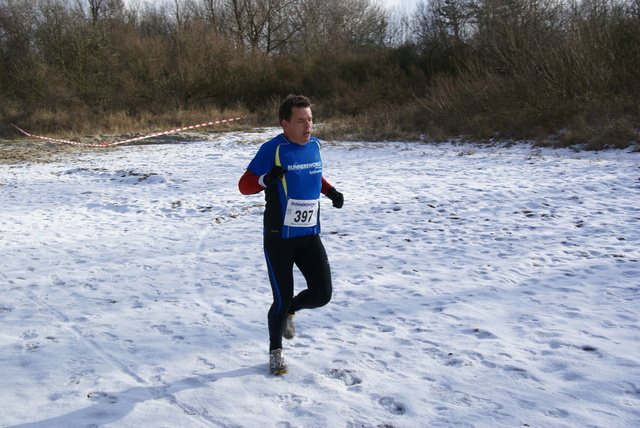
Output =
[
  {"x1": 283, "y1": 313, "x2": 295, "y2": 340},
  {"x1": 269, "y1": 348, "x2": 288, "y2": 375}
]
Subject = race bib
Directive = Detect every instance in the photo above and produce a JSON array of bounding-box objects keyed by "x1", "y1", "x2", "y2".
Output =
[{"x1": 283, "y1": 199, "x2": 319, "y2": 227}]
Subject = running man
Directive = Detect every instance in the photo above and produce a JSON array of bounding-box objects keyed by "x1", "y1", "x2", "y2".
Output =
[{"x1": 238, "y1": 95, "x2": 344, "y2": 375}]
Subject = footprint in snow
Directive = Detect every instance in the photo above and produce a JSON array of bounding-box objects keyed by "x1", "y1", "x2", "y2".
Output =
[
  {"x1": 172, "y1": 335, "x2": 188, "y2": 344},
  {"x1": 197, "y1": 357, "x2": 216, "y2": 369},
  {"x1": 544, "y1": 407, "x2": 570, "y2": 418},
  {"x1": 21, "y1": 329, "x2": 38, "y2": 340},
  {"x1": 378, "y1": 396, "x2": 406, "y2": 415},
  {"x1": 67, "y1": 369, "x2": 97, "y2": 385},
  {"x1": 24, "y1": 342, "x2": 40, "y2": 352},
  {"x1": 465, "y1": 328, "x2": 498, "y2": 339},
  {"x1": 87, "y1": 391, "x2": 119, "y2": 404},
  {"x1": 504, "y1": 365, "x2": 541, "y2": 383},
  {"x1": 151, "y1": 324, "x2": 173, "y2": 335},
  {"x1": 102, "y1": 332, "x2": 118, "y2": 341},
  {"x1": 328, "y1": 368, "x2": 362, "y2": 386}
]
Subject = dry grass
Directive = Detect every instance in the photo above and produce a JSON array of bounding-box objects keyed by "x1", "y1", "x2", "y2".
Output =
[
  {"x1": 2, "y1": 0, "x2": 638, "y2": 151},
  {"x1": 0, "y1": 106, "x2": 252, "y2": 165},
  {"x1": 8, "y1": 107, "x2": 250, "y2": 139},
  {"x1": 315, "y1": 102, "x2": 425, "y2": 142}
]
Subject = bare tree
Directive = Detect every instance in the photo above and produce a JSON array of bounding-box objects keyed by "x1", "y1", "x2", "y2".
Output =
[
  {"x1": 293, "y1": 0, "x2": 388, "y2": 54},
  {"x1": 77, "y1": 0, "x2": 124, "y2": 25},
  {"x1": 222, "y1": 0, "x2": 300, "y2": 54},
  {"x1": 409, "y1": 0, "x2": 474, "y2": 75},
  {"x1": 189, "y1": 0, "x2": 225, "y2": 28}
]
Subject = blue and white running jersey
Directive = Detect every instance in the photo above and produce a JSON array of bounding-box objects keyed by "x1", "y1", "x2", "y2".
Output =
[{"x1": 247, "y1": 134, "x2": 324, "y2": 238}]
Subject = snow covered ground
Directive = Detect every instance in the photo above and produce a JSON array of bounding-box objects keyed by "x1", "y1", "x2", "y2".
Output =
[{"x1": 1, "y1": 129, "x2": 639, "y2": 428}]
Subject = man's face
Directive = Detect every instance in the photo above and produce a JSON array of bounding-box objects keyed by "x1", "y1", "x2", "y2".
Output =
[{"x1": 282, "y1": 106, "x2": 313, "y2": 145}]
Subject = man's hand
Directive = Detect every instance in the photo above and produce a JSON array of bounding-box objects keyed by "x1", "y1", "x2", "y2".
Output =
[
  {"x1": 263, "y1": 166, "x2": 287, "y2": 187},
  {"x1": 326, "y1": 187, "x2": 344, "y2": 208}
]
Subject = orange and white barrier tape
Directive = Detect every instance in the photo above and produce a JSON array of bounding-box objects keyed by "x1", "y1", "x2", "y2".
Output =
[{"x1": 11, "y1": 116, "x2": 246, "y2": 147}]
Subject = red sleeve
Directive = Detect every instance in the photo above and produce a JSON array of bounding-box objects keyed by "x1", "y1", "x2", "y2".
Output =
[
  {"x1": 321, "y1": 177, "x2": 333, "y2": 195},
  {"x1": 239, "y1": 169, "x2": 264, "y2": 195},
  {"x1": 241, "y1": 170, "x2": 332, "y2": 195}
]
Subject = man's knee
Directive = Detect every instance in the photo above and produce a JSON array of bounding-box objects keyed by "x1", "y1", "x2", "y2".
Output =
[
  {"x1": 297, "y1": 285, "x2": 331, "y2": 309},
  {"x1": 315, "y1": 287, "x2": 332, "y2": 307}
]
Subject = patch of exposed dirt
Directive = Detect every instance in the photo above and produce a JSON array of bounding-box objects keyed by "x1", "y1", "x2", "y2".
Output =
[
  {"x1": 0, "y1": 140, "x2": 91, "y2": 164},
  {"x1": 0, "y1": 133, "x2": 204, "y2": 164}
]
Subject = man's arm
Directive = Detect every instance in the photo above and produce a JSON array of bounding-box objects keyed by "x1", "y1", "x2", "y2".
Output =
[
  {"x1": 239, "y1": 166, "x2": 288, "y2": 194},
  {"x1": 322, "y1": 177, "x2": 343, "y2": 208},
  {"x1": 238, "y1": 169, "x2": 264, "y2": 195},
  {"x1": 321, "y1": 177, "x2": 332, "y2": 194}
]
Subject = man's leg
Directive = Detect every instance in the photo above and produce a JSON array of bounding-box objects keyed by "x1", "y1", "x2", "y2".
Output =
[
  {"x1": 264, "y1": 236, "x2": 295, "y2": 351},
  {"x1": 290, "y1": 234, "x2": 332, "y2": 313}
]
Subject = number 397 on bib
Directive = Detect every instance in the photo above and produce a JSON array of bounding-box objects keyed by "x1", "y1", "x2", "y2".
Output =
[{"x1": 283, "y1": 199, "x2": 319, "y2": 227}]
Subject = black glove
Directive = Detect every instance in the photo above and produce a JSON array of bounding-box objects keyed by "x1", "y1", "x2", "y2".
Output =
[
  {"x1": 263, "y1": 165, "x2": 287, "y2": 187},
  {"x1": 326, "y1": 187, "x2": 344, "y2": 209}
]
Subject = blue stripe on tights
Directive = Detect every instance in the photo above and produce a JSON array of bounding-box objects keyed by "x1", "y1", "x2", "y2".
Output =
[{"x1": 264, "y1": 248, "x2": 282, "y2": 315}]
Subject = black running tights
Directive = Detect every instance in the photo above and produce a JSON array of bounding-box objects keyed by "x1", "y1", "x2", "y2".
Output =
[{"x1": 264, "y1": 234, "x2": 332, "y2": 351}]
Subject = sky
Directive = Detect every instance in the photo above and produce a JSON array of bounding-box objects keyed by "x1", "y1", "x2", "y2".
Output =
[{"x1": 382, "y1": 0, "x2": 421, "y2": 12}]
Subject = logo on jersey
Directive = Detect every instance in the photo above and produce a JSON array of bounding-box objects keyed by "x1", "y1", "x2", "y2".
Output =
[{"x1": 287, "y1": 161, "x2": 322, "y2": 174}]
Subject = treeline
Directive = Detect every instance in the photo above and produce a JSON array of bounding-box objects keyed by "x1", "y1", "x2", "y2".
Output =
[{"x1": 1, "y1": 0, "x2": 638, "y2": 149}]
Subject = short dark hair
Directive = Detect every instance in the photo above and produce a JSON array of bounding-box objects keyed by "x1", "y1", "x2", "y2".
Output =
[{"x1": 279, "y1": 95, "x2": 311, "y2": 123}]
